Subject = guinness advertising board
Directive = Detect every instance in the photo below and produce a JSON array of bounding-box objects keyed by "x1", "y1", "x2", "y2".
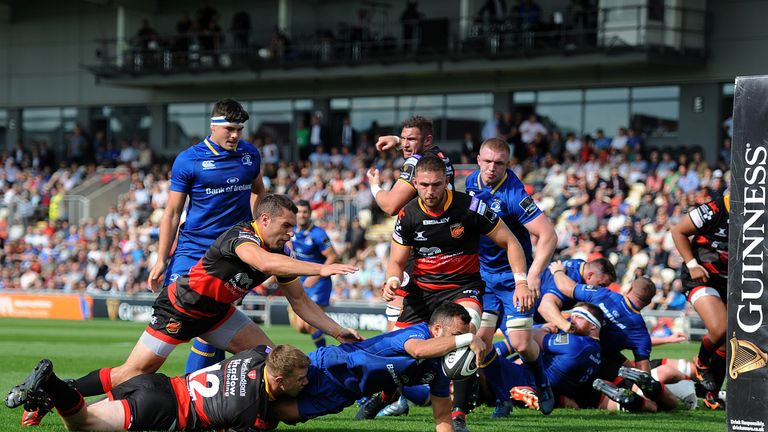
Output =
[{"x1": 728, "y1": 76, "x2": 768, "y2": 432}]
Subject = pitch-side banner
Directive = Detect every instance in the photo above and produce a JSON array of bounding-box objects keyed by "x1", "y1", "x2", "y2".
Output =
[
  {"x1": 728, "y1": 76, "x2": 768, "y2": 432},
  {"x1": 0, "y1": 292, "x2": 92, "y2": 320}
]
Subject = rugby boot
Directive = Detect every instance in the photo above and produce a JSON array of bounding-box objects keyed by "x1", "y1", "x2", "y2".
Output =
[
  {"x1": 593, "y1": 379, "x2": 638, "y2": 406},
  {"x1": 537, "y1": 382, "x2": 555, "y2": 415},
  {"x1": 703, "y1": 391, "x2": 725, "y2": 410},
  {"x1": 21, "y1": 390, "x2": 53, "y2": 426},
  {"x1": 490, "y1": 399, "x2": 513, "y2": 418},
  {"x1": 694, "y1": 357, "x2": 718, "y2": 392},
  {"x1": 618, "y1": 366, "x2": 661, "y2": 398},
  {"x1": 6, "y1": 359, "x2": 53, "y2": 409},
  {"x1": 451, "y1": 412, "x2": 469, "y2": 432},
  {"x1": 510, "y1": 386, "x2": 539, "y2": 410},
  {"x1": 376, "y1": 396, "x2": 410, "y2": 417},
  {"x1": 355, "y1": 392, "x2": 388, "y2": 420}
]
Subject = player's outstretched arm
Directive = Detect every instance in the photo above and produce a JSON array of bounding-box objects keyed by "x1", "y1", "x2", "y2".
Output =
[
  {"x1": 537, "y1": 293, "x2": 574, "y2": 333},
  {"x1": 431, "y1": 395, "x2": 453, "y2": 432},
  {"x1": 147, "y1": 190, "x2": 187, "y2": 292},
  {"x1": 236, "y1": 243, "x2": 357, "y2": 279},
  {"x1": 375, "y1": 135, "x2": 400, "y2": 152},
  {"x1": 280, "y1": 278, "x2": 363, "y2": 343},
  {"x1": 549, "y1": 261, "x2": 577, "y2": 298}
]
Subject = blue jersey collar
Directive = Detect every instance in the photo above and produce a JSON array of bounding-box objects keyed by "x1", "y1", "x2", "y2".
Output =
[
  {"x1": 477, "y1": 171, "x2": 509, "y2": 195},
  {"x1": 204, "y1": 136, "x2": 238, "y2": 155}
]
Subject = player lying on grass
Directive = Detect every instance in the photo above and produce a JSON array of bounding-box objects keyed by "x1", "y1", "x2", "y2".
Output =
[
  {"x1": 6, "y1": 345, "x2": 308, "y2": 431},
  {"x1": 270, "y1": 302, "x2": 486, "y2": 432},
  {"x1": 55, "y1": 195, "x2": 362, "y2": 407},
  {"x1": 480, "y1": 302, "x2": 603, "y2": 411}
]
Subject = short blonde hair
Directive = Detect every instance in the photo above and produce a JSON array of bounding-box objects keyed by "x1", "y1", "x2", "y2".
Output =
[
  {"x1": 479, "y1": 138, "x2": 510, "y2": 156},
  {"x1": 266, "y1": 345, "x2": 310, "y2": 377}
]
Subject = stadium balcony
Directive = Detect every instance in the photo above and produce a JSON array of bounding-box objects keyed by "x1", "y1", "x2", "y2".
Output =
[{"x1": 85, "y1": 5, "x2": 708, "y2": 88}]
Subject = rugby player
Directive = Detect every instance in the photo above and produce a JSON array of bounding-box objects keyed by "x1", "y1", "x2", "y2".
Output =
[
  {"x1": 6, "y1": 345, "x2": 309, "y2": 431},
  {"x1": 272, "y1": 302, "x2": 486, "y2": 432},
  {"x1": 288, "y1": 200, "x2": 340, "y2": 348},
  {"x1": 464, "y1": 138, "x2": 558, "y2": 417},
  {"x1": 480, "y1": 302, "x2": 603, "y2": 410},
  {"x1": 69, "y1": 195, "x2": 362, "y2": 400},
  {"x1": 148, "y1": 99, "x2": 267, "y2": 386},
  {"x1": 670, "y1": 194, "x2": 729, "y2": 409},
  {"x1": 378, "y1": 155, "x2": 529, "y2": 431}
]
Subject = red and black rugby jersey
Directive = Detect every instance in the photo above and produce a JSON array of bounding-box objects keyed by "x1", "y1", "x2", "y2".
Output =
[
  {"x1": 176, "y1": 346, "x2": 275, "y2": 431},
  {"x1": 170, "y1": 221, "x2": 296, "y2": 317},
  {"x1": 688, "y1": 195, "x2": 729, "y2": 278},
  {"x1": 392, "y1": 190, "x2": 501, "y2": 291}
]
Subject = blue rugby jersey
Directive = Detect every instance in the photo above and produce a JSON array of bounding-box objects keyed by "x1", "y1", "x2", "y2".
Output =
[
  {"x1": 539, "y1": 259, "x2": 586, "y2": 308},
  {"x1": 169, "y1": 137, "x2": 261, "y2": 263},
  {"x1": 541, "y1": 332, "x2": 602, "y2": 397},
  {"x1": 465, "y1": 169, "x2": 540, "y2": 272},
  {"x1": 291, "y1": 224, "x2": 332, "y2": 264},
  {"x1": 309, "y1": 322, "x2": 450, "y2": 398},
  {"x1": 572, "y1": 284, "x2": 652, "y2": 361}
]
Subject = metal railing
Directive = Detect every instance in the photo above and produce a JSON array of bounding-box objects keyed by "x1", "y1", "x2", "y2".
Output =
[{"x1": 87, "y1": 5, "x2": 708, "y2": 78}]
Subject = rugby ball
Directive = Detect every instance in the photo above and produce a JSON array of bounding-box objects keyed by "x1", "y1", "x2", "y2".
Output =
[{"x1": 442, "y1": 346, "x2": 478, "y2": 380}]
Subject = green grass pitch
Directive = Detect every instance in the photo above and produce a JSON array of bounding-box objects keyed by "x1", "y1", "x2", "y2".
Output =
[{"x1": 0, "y1": 318, "x2": 725, "y2": 431}]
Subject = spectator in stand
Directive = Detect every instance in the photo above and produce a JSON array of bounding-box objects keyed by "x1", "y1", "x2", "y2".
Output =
[
  {"x1": 564, "y1": 132, "x2": 582, "y2": 159},
  {"x1": 309, "y1": 113, "x2": 328, "y2": 152},
  {"x1": 593, "y1": 129, "x2": 611, "y2": 152},
  {"x1": 482, "y1": 112, "x2": 502, "y2": 140},
  {"x1": 519, "y1": 113, "x2": 547, "y2": 144},
  {"x1": 339, "y1": 115, "x2": 357, "y2": 151},
  {"x1": 610, "y1": 127, "x2": 628, "y2": 153},
  {"x1": 400, "y1": 0, "x2": 423, "y2": 53},
  {"x1": 67, "y1": 123, "x2": 89, "y2": 166}
]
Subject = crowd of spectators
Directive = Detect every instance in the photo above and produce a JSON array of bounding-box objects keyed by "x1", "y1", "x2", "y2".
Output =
[
  {"x1": 0, "y1": 111, "x2": 731, "y2": 320},
  {"x1": 123, "y1": 0, "x2": 603, "y2": 72}
]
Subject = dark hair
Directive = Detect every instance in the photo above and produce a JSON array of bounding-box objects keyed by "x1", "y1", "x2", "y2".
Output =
[
  {"x1": 414, "y1": 154, "x2": 446, "y2": 176},
  {"x1": 429, "y1": 302, "x2": 470, "y2": 327},
  {"x1": 256, "y1": 194, "x2": 298, "y2": 218},
  {"x1": 589, "y1": 257, "x2": 617, "y2": 283},
  {"x1": 296, "y1": 200, "x2": 311, "y2": 210},
  {"x1": 573, "y1": 302, "x2": 604, "y2": 325},
  {"x1": 401, "y1": 115, "x2": 433, "y2": 138},
  {"x1": 211, "y1": 98, "x2": 250, "y2": 123}
]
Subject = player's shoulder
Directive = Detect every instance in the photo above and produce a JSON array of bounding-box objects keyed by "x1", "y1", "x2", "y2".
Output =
[
  {"x1": 238, "y1": 139, "x2": 260, "y2": 154},
  {"x1": 231, "y1": 221, "x2": 263, "y2": 245},
  {"x1": 403, "y1": 154, "x2": 421, "y2": 167},
  {"x1": 311, "y1": 224, "x2": 329, "y2": 237},
  {"x1": 465, "y1": 170, "x2": 480, "y2": 189}
]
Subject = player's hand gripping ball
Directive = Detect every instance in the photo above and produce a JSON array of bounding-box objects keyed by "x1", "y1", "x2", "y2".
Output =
[{"x1": 442, "y1": 346, "x2": 478, "y2": 380}]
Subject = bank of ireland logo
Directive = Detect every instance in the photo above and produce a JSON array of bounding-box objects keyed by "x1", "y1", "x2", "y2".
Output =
[
  {"x1": 242, "y1": 154, "x2": 253, "y2": 166},
  {"x1": 227, "y1": 177, "x2": 239, "y2": 184},
  {"x1": 169, "y1": 273, "x2": 180, "y2": 283}
]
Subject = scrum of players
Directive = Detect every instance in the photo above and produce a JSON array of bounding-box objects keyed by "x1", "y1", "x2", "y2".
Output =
[{"x1": 5, "y1": 115, "x2": 726, "y2": 432}]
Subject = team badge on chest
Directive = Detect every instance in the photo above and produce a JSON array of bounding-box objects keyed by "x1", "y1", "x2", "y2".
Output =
[{"x1": 450, "y1": 223, "x2": 465, "y2": 238}]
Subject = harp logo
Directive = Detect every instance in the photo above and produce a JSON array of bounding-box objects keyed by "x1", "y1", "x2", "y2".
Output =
[{"x1": 729, "y1": 334, "x2": 768, "y2": 379}]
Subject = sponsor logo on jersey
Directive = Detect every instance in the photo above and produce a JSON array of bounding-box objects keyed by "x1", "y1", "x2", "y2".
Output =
[
  {"x1": 166, "y1": 318, "x2": 182, "y2": 334},
  {"x1": 423, "y1": 217, "x2": 450, "y2": 225},
  {"x1": 519, "y1": 195, "x2": 538, "y2": 216},
  {"x1": 450, "y1": 223, "x2": 465, "y2": 238},
  {"x1": 414, "y1": 231, "x2": 428, "y2": 241},
  {"x1": 202, "y1": 160, "x2": 216, "y2": 169},
  {"x1": 242, "y1": 154, "x2": 253, "y2": 166},
  {"x1": 169, "y1": 273, "x2": 180, "y2": 283},
  {"x1": 227, "y1": 176, "x2": 240, "y2": 184},
  {"x1": 553, "y1": 333, "x2": 570, "y2": 345},
  {"x1": 418, "y1": 246, "x2": 442, "y2": 256},
  {"x1": 248, "y1": 370, "x2": 258, "y2": 380}
]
